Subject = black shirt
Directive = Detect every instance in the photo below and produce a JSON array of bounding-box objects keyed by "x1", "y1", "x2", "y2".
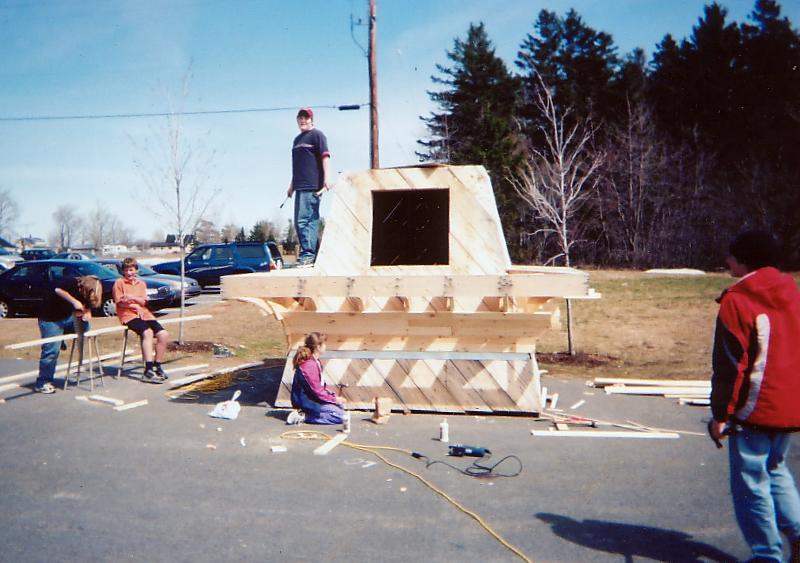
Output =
[
  {"x1": 38, "y1": 277, "x2": 82, "y2": 322},
  {"x1": 291, "y1": 128, "x2": 329, "y2": 191}
]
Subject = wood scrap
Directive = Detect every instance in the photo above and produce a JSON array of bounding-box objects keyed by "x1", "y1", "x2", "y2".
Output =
[
  {"x1": 0, "y1": 383, "x2": 20, "y2": 394},
  {"x1": 113, "y1": 399, "x2": 149, "y2": 412},
  {"x1": 313, "y1": 432, "x2": 348, "y2": 455},
  {"x1": 531, "y1": 429, "x2": 679, "y2": 439},
  {"x1": 88, "y1": 395, "x2": 125, "y2": 407},
  {"x1": 370, "y1": 396, "x2": 392, "y2": 424}
]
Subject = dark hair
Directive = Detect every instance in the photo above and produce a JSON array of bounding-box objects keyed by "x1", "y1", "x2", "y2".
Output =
[
  {"x1": 292, "y1": 332, "x2": 326, "y2": 369},
  {"x1": 121, "y1": 257, "x2": 138, "y2": 270},
  {"x1": 729, "y1": 230, "x2": 780, "y2": 270}
]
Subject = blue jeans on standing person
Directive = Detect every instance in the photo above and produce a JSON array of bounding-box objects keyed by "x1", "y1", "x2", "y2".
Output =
[
  {"x1": 729, "y1": 425, "x2": 800, "y2": 561},
  {"x1": 36, "y1": 316, "x2": 88, "y2": 388},
  {"x1": 294, "y1": 190, "x2": 320, "y2": 264}
]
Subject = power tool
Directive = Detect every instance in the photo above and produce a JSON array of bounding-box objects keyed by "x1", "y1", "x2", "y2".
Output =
[{"x1": 448, "y1": 444, "x2": 490, "y2": 457}]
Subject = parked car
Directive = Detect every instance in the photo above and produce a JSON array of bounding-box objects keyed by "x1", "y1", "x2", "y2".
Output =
[
  {"x1": 0, "y1": 247, "x2": 24, "y2": 271},
  {"x1": 0, "y1": 260, "x2": 175, "y2": 318},
  {"x1": 53, "y1": 251, "x2": 98, "y2": 260},
  {"x1": 152, "y1": 241, "x2": 283, "y2": 287},
  {"x1": 21, "y1": 248, "x2": 56, "y2": 261},
  {"x1": 97, "y1": 259, "x2": 202, "y2": 306}
]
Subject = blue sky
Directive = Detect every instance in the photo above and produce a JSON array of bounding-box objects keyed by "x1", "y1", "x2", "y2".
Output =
[{"x1": 1, "y1": 0, "x2": 797, "y2": 244}]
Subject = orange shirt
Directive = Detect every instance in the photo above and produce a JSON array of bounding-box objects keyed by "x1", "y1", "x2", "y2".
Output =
[{"x1": 112, "y1": 277, "x2": 156, "y2": 324}]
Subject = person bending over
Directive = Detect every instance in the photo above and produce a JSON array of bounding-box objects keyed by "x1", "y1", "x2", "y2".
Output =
[
  {"x1": 35, "y1": 275, "x2": 102, "y2": 393},
  {"x1": 287, "y1": 332, "x2": 346, "y2": 425},
  {"x1": 113, "y1": 257, "x2": 170, "y2": 383}
]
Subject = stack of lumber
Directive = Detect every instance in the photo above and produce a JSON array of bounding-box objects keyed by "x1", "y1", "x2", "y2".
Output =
[{"x1": 590, "y1": 377, "x2": 711, "y2": 406}]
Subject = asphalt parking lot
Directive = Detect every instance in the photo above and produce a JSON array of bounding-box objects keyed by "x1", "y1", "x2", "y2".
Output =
[{"x1": 0, "y1": 361, "x2": 793, "y2": 562}]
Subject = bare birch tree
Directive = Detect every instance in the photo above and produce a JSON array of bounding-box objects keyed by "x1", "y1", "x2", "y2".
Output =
[
  {"x1": 508, "y1": 76, "x2": 603, "y2": 355},
  {"x1": 131, "y1": 68, "x2": 219, "y2": 342},
  {"x1": 0, "y1": 188, "x2": 19, "y2": 241}
]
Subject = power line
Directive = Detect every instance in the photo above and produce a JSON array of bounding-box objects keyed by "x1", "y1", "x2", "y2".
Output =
[{"x1": 0, "y1": 103, "x2": 368, "y2": 123}]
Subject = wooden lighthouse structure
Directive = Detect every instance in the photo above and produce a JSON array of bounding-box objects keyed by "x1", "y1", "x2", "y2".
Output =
[{"x1": 222, "y1": 164, "x2": 594, "y2": 413}]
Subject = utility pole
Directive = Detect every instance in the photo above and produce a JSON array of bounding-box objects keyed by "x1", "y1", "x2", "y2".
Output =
[{"x1": 368, "y1": 0, "x2": 379, "y2": 168}]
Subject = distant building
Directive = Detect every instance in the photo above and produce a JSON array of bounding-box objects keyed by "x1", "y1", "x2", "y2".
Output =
[
  {"x1": 16, "y1": 236, "x2": 47, "y2": 250},
  {"x1": 102, "y1": 244, "x2": 130, "y2": 255},
  {"x1": 149, "y1": 234, "x2": 195, "y2": 254}
]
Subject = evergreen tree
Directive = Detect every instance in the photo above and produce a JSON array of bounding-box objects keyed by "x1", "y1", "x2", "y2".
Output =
[
  {"x1": 516, "y1": 9, "x2": 620, "y2": 128},
  {"x1": 235, "y1": 227, "x2": 246, "y2": 243},
  {"x1": 418, "y1": 23, "x2": 525, "y2": 260}
]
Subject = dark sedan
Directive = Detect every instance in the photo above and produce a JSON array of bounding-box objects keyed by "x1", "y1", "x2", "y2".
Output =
[
  {"x1": 97, "y1": 259, "x2": 202, "y2": 306},
  {"x1": 21, "y1": 248, "x2": 56, "y2": 261},
  {"x1": 0, "y1": 260, "x2": 175, "y2": 318}
]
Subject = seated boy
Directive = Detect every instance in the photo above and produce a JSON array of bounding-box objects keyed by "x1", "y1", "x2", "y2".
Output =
[{"x1": 113, "y1": 257, "x2": 170, "y2": 383}]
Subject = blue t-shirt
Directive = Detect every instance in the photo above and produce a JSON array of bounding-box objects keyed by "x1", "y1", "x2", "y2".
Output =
[{"x1": 291, "y1": 128, "x2": 329, "y2": 191}]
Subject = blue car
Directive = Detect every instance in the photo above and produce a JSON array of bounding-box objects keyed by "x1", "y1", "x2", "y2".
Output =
[
  {"x1": 153, "y1": 242, "x2": 283, "y2": 287},
  {"x1": 0, "y1": 260, "x2": 175, "y2": 318}
]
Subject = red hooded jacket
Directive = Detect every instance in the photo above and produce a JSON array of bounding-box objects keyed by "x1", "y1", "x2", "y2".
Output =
[{"x1": 711, "y1": 267, "x2": 800, "y2": 429}]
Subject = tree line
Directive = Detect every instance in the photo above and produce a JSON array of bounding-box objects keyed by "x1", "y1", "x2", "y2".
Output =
[{"x1": 418, "y1": 0, "x2": 800, "y2": 269}]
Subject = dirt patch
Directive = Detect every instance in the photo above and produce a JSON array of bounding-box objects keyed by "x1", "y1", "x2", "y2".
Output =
[
  {"x1": 537, "y1": 351, "x2": 615, "y2": 368},
  {"x1": 167, "y1": 341, "x2": 215, "y2": 353}
]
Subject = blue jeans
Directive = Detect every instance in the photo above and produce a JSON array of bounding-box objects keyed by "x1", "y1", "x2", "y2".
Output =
[
  {"x1": 37, "y1": 316, "x2": 89, "y2": 387},
  {"x1": 729, "y1": 425, "x2": 800, "y2": 561},
  {"x1": 294, "y1": 190, "x2": 320, "y2": 263}
]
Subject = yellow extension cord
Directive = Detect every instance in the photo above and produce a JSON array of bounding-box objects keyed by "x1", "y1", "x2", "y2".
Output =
[{"x1": 281, "y1": 429, "x2": 533, "y2": 563}]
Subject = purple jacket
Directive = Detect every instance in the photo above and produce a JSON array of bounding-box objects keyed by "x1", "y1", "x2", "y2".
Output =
[{"x1": 291, "y1": 357, "x2": 338, "y2": 406}]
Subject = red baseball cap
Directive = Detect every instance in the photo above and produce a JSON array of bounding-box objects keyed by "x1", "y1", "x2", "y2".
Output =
[{"x1": 297, "y1": 107, "x2": 314, "y2": 119}]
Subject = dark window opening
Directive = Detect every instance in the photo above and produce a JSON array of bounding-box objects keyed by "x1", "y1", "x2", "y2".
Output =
[{"x1": 371, "y1": 189, "x2": 449, "y2": 266}]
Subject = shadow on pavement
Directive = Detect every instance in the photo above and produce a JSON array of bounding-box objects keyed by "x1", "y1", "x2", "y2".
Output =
[
  {"x1": 536, "y1": 512, "x2": 736, "y2": 562},
  {"x1": 167, "y1": 362, "x2": 285, "y2": 408}
]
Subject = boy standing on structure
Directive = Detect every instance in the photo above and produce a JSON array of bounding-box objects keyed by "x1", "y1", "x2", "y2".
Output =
[
  {"x1": 709, "y1": 230, "x2": 800, "y2": 562},
  {"x1": 287, "y1": 107, "x2": 330, "y2": 267},
  {"x1": 113, "y1": 257, "x2": 170, "y2": 383}
]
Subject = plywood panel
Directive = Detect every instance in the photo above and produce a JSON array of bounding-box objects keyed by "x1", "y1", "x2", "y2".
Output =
[
  {"x1": 481, "y1": 359, "x2": 539, "y2": 411},
  {"x1": 398, "y1": 359, "x2": 464, "y2": 413},
  {"x1": 451, "y1": 360, "x2": 518, "y2": 412},
  {"x1": 442, "y1": 362, "x2": 493, "y2": 412},
  {"x1": 372, "y1": 358, "x2": 434, "y2": 411}
]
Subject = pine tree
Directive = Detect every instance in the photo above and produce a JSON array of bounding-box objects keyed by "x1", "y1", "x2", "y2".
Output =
[{"x1": 418, "y1": 23, "x2": 525, "y2": 260}]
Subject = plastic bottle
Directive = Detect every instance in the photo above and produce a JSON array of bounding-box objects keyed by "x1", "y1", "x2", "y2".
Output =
[
  {"x1": 342, "y1": 411, "x2": 351, "y2": 433},
  {"x1": 439, "y1": 418, "x2": 449, "y2": 443}
]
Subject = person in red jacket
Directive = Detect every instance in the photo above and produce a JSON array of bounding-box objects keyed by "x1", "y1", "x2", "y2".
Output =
[{"x1": 710, "y1": 230, "x2": 800, "y2": 562}]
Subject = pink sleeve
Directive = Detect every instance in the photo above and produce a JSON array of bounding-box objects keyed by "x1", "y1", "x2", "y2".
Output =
[{"x1": 299, "y1": 360, "x2": 338, "y2": 403}]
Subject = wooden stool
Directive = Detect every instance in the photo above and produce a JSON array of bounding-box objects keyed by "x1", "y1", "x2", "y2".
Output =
[
  {"x1": 64, "y1": 320, "x2": 105, "y2": 391},
  {"x1": 116, "y1": 328, "x2": 145, "y2": 379}
]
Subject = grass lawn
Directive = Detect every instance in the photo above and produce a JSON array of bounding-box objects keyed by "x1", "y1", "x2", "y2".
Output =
[
  {"x1": 536, "y1": 270, "x2": 732, "y2": 379},
  {"x1": 2, "y1": 269, "x2": 796, "y2": 381}
]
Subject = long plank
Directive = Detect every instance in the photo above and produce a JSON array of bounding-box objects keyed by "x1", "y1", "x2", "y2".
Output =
[
  {"x1": 594, "y1": 377, "x2": 710, "y2": 387},
  {"x1": 531, "y1": 430, "x2": 680, "y2": 439},
  {"x1": 5, "y1": 333, "x2": 78, "y2": 350},
  {"x1": 605, "y1": 386, "x2": 711, "y2": 396},
  {"x1": 223, "y1": 273, "x2": 589, "y2": 300}
]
